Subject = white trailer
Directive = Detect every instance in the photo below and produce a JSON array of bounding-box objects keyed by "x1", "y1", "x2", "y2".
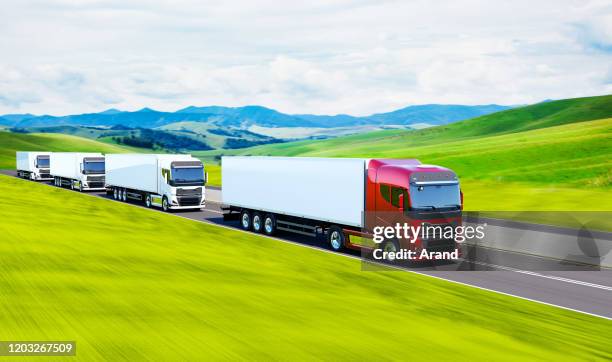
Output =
[
  {"x1": 16, "y1": 151, "x2": 52, "y2": 181},
  {"x1": 222, "y1": 156, "x2": 369, "y2": 251},
  {"x1": 50, "y1": 152, "x2": 106, "y2": 191},
  {"x1": 105, "y1": 154, "x2": 207, "y2": 211},
  {"x1": 223, "y1": 156, "x2": 366, "y2": 227}
]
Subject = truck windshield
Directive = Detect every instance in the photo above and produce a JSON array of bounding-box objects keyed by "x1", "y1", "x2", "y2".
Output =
[
  {"x1": 409, "y1": 183, "x2": 461, "y2": 210},
  {"x1": 36, "y1": 156, "x2": 49, "y2": 168},
  {"x1": 83, "y1": 161, "x2": 105, "y2": 174},
  {"x1": 171, "y1": 167, "x2": 204, "y2": 186}
]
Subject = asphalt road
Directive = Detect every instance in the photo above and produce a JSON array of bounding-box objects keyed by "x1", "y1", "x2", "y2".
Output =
[{"x1": 3, "y1": 170, "x2": 612, "y2": 319}]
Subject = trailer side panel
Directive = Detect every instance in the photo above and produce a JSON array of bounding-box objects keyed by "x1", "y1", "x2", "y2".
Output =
[
  {"x1": 106, "y1": 154, "x2": 159, "y2": 194},
  {"x1": 222, "y1": 157, "x2": 366, "y2": 228}
]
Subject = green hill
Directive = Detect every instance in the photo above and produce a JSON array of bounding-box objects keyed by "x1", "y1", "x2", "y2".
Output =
[
  {"x1": 195, "y1": 95, "x2": 612, "y2": 211},
  {"x1": 1, "y1": 174, "x2": 610, "y2": 360},
  {"x1": 0, "y1": 131, "x2": 142, "y2": 169}
]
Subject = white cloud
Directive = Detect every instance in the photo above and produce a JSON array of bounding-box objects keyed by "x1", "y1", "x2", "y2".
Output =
[{"x1": 0, "y1": 0, "x2": 610, "y2": 116}]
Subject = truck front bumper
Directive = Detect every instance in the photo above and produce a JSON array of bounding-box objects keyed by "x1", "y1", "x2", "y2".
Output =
[{"x1": 169, "y1": 204, "x2": 204, "y2": 210}]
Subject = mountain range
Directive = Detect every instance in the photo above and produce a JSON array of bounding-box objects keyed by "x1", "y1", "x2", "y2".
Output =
[{"x1": 1, "y1": 104, "x2": 513, "y2": 129}]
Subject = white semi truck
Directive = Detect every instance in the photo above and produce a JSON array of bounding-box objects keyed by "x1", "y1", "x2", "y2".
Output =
[
  {"x1": 105, "y1": 154, "x2": 206, "y2": 211},
  {"x1": 16, "y1": 152, "x2": 52, "y2": 181},
  {"x1": 50, "y1": 152, "x2": 106, "y2": 191}
]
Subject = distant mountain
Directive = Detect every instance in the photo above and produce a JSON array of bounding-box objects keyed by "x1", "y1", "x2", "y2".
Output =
[
  {"x1": 99, "y1": 108, "x2": 123, "y2": 115},
  {"x1": 1, "y1": 114, "x2": 36, "y2": 124},
  {"x1": 3, "y1": 103, "x2": 514, "y2": 129},
  {"x1": 368, "y1": 104, "x2": 513, "y2": 125}
]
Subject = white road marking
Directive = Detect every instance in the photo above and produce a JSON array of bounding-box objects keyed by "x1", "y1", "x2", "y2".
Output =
[{"x1": 461, "y1": 259, "x2": 612, "y2": 291}]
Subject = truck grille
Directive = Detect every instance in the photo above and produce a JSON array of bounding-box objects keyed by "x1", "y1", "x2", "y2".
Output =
[
  {"x1": 423, "y1": 239, "x2": 456, "y2": 252},
  {"x1": 420, "y1": 223, "x2": 456, "y2": 251},
  {"x1": 177, "y1": 187, "x2": 202, "y2": 196},
  {"x1": 87, "y1": 175, "x2": 105, "y2": 182},
  {"x1": 178, "y1": 197, "x2": 201, "y2": 206}
]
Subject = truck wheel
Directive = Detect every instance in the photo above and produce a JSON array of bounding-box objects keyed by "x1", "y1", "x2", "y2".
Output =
[
  {"x1": 162, "y1": 196, "x2": 169, "y2": 212},
  {"x1": 70, "y1": 180, "x2": 75, "y2": 190},
  {"x1": 328, "y1": 226, "x2": 345, "y2": 251},
  {"x1": 380, "y1": 239, "x2": 400, "y2": 264},
  {"x1": 30, "y1": 173, "x2": 35, "y2": 181},
  {"x1": 263, "y1": 214, "x2": 276, "y2": 236},
  {"x1": 121, "y1": 189, "x2": 127, "y2": 202},
  {"x1": 240, "y1": 210, "x2": 251, "y2": 230},
  {"x1": 113, "y1": 187, "x2": 119, "y2": 200},
  {"x1": 78, "y1": 182, "x2": 83, "y2": 192},
  {"x1": 382, "y1": 239, "x2": 400, "y2": 254},
  {"x1": 252, "y1": 212, "x2": 263, "y2": 233},
  {"x1": 145, "y1": 194, "x2": 152, "y2": 208}
]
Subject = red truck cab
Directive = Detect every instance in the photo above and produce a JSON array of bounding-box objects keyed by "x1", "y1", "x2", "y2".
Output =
[{"x1": 348, "y1": 158, "x2": 463, "y2": 256}]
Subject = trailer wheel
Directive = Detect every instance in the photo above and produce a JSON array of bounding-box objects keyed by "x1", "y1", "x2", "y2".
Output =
[
  {"x1": 121, "y1": 189, "x2": 127, "y2": 202},
  {"x1": 113, "y1": 187, "x2": 119, "y2": 200},
  {"x1": 145, "y1": 194, "x2": 152, "y2": 208},
  {"x1": 252, "y1": 212, "x2": 263, "y2": 233},
  {"x1": 70, "y1": 180, "x2": 75, "y2": 190},
  {"x1": 263, "y1": 214, "x2": 276, "y2": 236},
  {"x1": 240, "y1": 210, "x2": 251, "y2": 230},
  {"x1": 328, "y1": 226, "x2": 345, "y2": 251},
  {"x1": 162, "y1": 196, "x2": 169, "y2": 212}
]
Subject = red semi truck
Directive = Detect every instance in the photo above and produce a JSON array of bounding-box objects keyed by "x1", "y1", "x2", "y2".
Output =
[{"x1": 222, "y1": 157, "x2": 463, "y2": 256}]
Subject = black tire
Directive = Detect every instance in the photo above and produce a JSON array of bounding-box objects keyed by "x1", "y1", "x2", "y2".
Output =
[
  {"x1": 113, "y1": 187, "x2": 119, "y2": 200},
  {"x1": 145, "y1": 193, "x2": 152, "y2": 208},
  {"x1": 162, "y1": 196, "x2": 170, "y2": 212},
  {"x1": 252, "y1": 212, "x2": 263, "y2": 233},
  {"x1": 121, "y1": 189, "x2": 127, "y2": 202},
  {"x1": 78, "y1": 182, "x2": 83, "y2": 192},
  {"x1": 380, "y1": 239, "x2": 401, "y2": 264},
  {"x1": 327, "y1": 225, "x2": 345, "y2": 251},
  {"x1": 70, "y1": 180, "x2": 75, "y2": 190},
  {"x1": 381, "y1": 239, "x2": 400, "y2": 253},
  {"x1": 263, "y1": 214, "x2": 276, "y2": 236},
  {"x1": 240, "y1": 210, "x2": 251, "y2": 230}
]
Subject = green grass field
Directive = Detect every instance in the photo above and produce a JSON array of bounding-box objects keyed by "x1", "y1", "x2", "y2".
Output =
[
  {"x1": 1, "y1": 174, "x2": 611, "y2": 360},
  {"x1": 195, "y1": 96, "x2": 612, "y2": 212}
]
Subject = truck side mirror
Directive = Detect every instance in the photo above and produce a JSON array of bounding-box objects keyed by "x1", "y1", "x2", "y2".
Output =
[
  {"x1": 80, "y1": 163, "x2": 84, "y2": 174},
  {"x1": 398, "y1": 193, "x2": 404, "y2": 212}
]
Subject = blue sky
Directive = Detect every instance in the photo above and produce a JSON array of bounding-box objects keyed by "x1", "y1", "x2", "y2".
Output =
[{"x1": 0, "y1": 0, "x2": 610, "y2": 116}]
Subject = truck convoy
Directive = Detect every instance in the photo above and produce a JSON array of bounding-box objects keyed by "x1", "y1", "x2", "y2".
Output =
[
  {"x1": 222, "y1": 156, "x2": 462, "y2": 253},
  {"x1": 15, "y1": 151, "x2": 462, "y2": 255},
  {"x1": 106, "y1": 154, "x2": 206, "y2": 211},
  {"x1": 50, "y1": 152, "x2": 106, "y2": 191},
  {"x1": 16, "y1": 152, "x2": 52, "y2": 181}
]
